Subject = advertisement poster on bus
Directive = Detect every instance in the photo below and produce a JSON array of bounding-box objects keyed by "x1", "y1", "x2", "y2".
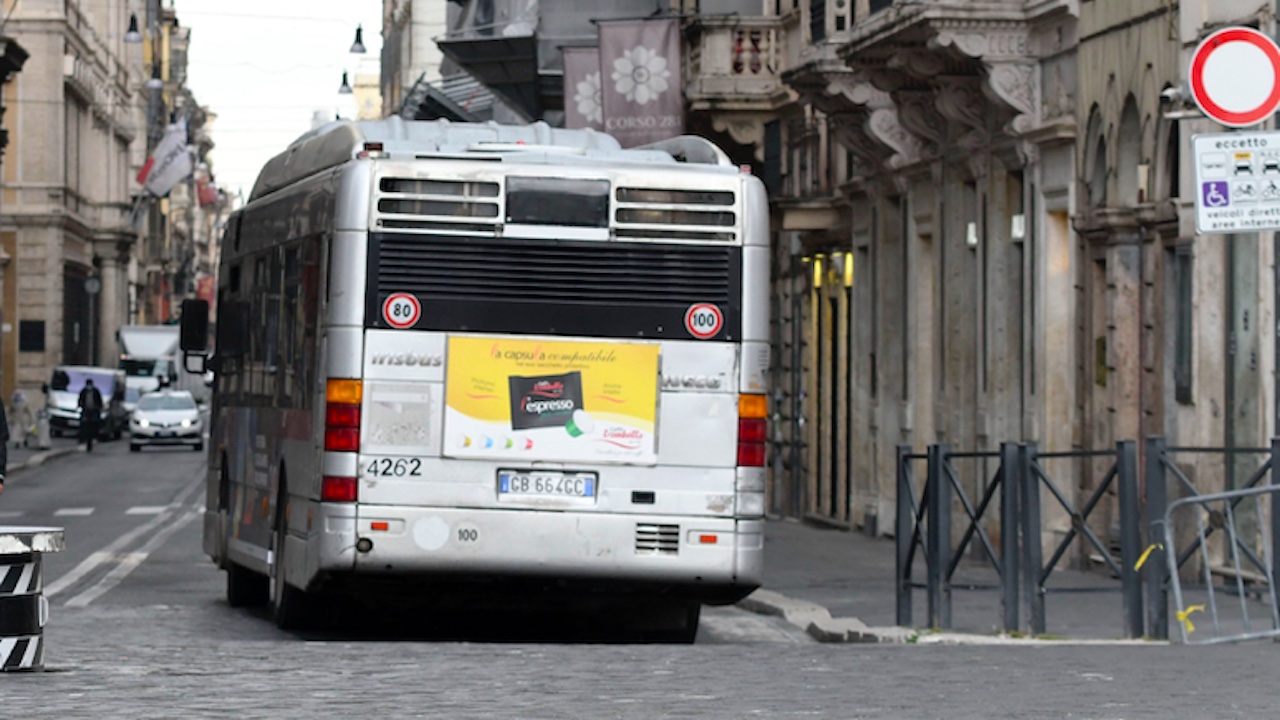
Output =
[{"x1": 444, "y1": 337, "x2": 659, "y2": 464}]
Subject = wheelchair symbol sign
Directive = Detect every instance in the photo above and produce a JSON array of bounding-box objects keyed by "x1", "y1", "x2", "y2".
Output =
[{"x1": 1202, "y1": 181, "x2": 1230, "y2": 208}]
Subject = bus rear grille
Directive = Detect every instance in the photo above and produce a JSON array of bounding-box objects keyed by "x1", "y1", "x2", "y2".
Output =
[
  {"x1": 375, "y1": 235, "x2": 734, "y2": 307},
  {"x1": 614, "y1": 186, "x2": 738, "y2": 242},
  {"x1": 635, "y1": 524, "x2": 680, "y2": 555},
  {"x1": 375, "y1": 177, "x2": 500, "y2": 234}
]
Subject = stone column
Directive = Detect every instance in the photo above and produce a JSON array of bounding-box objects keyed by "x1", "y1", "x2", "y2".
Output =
[{"x1": 95, "y1": 245, "x2": 122, "y2": 368}]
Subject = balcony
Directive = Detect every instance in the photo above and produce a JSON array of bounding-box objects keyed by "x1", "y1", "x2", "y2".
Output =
[{"x1": 684, "y1": 15, "x2": 793, "y2": 114}]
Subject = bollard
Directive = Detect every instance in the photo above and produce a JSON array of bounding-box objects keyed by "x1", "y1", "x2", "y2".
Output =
[
  {"x1": 0, "y1": 527, "x2": 64, "y2": 671},
  {"x1": 33, "y1": 410, "x2": 51, "y2": 450}
]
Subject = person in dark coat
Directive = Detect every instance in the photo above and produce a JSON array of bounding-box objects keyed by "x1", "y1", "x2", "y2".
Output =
[{"x1": 77, "y1": 379, "x2": 104, "y2": 452}]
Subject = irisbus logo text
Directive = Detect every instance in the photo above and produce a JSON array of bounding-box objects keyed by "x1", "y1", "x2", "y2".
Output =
[
  {"x1": 662, "y1": 375, "x2": 723, "y2": 390},
  {"x1": 370, "y1": 353, "x2": 443, "y2": 367}
]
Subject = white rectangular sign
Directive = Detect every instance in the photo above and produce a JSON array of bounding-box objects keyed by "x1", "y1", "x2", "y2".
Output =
[{"x1": 1194, "y1": 131, "x2": 1280, "y2": 234}]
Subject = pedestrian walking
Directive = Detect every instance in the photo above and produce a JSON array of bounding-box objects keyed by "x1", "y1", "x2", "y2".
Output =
[{"x1": 77, "y1": 379, "x2": 104, "y2": 453}]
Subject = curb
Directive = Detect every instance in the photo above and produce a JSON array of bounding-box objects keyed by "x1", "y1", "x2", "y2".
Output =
[
  {"x1": 736, "y1": 589, "x2": 1166, "y2": 646},
  {"x1": 736, "y1": 589, "x2": 912, "y2": 644},
  {"x1": 9, "y1": 446, "x2": 81, "y2": 478}
]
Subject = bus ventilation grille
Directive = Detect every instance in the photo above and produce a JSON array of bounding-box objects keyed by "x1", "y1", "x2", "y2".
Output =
[
  {"x1": 375, "y1": 177, "x2": 500, "y2": 235},
  {"x1": 635, "y1": 523, "x2": 680, "y2": 555},
  {"x1": 614, "y1": 187, "x2": 738, "y2": 242}
]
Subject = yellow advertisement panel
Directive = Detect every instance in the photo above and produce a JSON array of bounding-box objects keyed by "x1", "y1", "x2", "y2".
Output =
[{"x1": 444, "y1": 336, "x2": 660, "y2": 464}]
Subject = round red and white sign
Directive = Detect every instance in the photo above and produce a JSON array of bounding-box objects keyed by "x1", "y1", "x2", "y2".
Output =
[
  {"x1": 684, "y1": 303, "x2": 723, "y2": 340},
  {"x1": 1190, "y1": 27, "x2": 1280, "y2": 128},
  {"x1": 382, "y1": 292, "x2": 421, "y2": 329}
]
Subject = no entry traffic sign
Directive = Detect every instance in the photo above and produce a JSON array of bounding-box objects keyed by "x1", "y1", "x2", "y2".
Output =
[{"x1": 1190, "y1": 27, "x2": 1280, "y2": 127}]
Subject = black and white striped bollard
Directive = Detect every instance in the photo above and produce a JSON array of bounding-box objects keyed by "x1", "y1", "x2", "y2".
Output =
[{"x1": 0, "y1": 527, "x2": 64, "y2": 671}]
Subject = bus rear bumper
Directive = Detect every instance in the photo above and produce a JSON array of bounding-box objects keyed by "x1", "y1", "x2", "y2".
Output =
[{"x1": 315, "y1": 505, "x2": 763, "y2": 603}]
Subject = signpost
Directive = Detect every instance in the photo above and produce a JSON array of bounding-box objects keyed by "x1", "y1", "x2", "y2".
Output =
[
  {"x1": 1193, "y1": 131, "x2": 1280, "y2": 234},
  {"x1": 1189, "y1": 28, "x2": 1280, "y2": 233},
  {"x1": 1189, "y1": 27, "x2": 1280, "y2": 128}
]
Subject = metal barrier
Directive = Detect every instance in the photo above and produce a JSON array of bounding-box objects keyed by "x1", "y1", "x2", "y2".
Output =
[
  {"x1": 1021, "y1": 441, "x2": 1144, "y2": 638},
  {"x1": 0, "y1": 526, "x2": 64, "y2": 671},
  {"x1": 1145, "y1": 437, "x2": 1280, "y2": 643},
  {"x1": 897, "y1": 441, "x2": 1143, "y2": 637},
  {"x1": 895, "y1": 443, "x2": 1019, "y2": 632},
  {"x1": 1160, "y1": 484, "x2": 1280, "y2": 644}
]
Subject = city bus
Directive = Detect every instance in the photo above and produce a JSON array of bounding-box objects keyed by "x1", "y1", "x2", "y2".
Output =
[{"x1": 179, "y1": 118, "x2": 769, "y2": 641}]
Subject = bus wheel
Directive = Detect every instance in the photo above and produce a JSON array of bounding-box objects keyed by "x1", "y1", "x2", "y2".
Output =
[
  {"x1": 270, "y1": 483, "x2": 314, "y2": 630},
  {"x1": 226, "y1": 562, "x2": 268, "y2": 607},
  {"x1": 639, "y1": 602, "x2": 701, "y2": 644}
]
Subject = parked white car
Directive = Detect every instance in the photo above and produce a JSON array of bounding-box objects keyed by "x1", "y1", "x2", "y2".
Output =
[{"x1": 129, "y1": 390, "x2": 203, "y2": 452}]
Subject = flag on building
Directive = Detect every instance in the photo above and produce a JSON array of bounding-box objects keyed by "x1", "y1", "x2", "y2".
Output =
[
  {"x1": 563, "y1": 46, "x2": 603, "y2": 130},
  {"x1": 140, "y1": 120, "x2": 194, "y2": 197},
  {"x1": 597, "y1": 18, "x2": 683, "y2": 147},
  {"x1": 196, "y1": 179, "x2": 218, "y2": 207}
]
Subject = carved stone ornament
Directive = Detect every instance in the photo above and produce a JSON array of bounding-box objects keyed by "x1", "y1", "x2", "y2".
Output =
[
  {"x1": 935, "y1": 77, "x2": 990, "y2": 149},
  {"x1": 827, "y1": 111, "x2": 892, "y2": 171},
  {"x1": 894, "y1": 89, "x2": 945, "y2": 152},
  {"x1": 1015, "y1": 140, "x2": 1040, "y2": 168},
  {"x1": 986, "y1": 62, "x2": 1039, "y2": 134},
  {"x1": 928, "y1": 21, "x2": 1040, "y2": 135},
  {"x1": 930, "y1": 25, "x2": 1031, "y2": 62},
  {"x1": 868, "y1": 107, "x2": 922, "y2": 169},
  {"x1": 711, "y1": 117, "x2": 766, "y2": 160},
  {"x1": 826, "y1": 72, "x2": 892, "y2": 109},
  {"x1": 886, "y1": 49, "x2": 948, "y2": 81}
]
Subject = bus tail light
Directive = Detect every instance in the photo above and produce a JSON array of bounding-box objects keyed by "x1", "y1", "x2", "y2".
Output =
[
  {"x1": 321, "y1": 476, "x2": 358, "y2": 502},
  {"x1": 325, "y1": 379, "x2": 362, "y2": 452},
  {"x1": 737, "y1": 394, "x2": 767, "y2": 467}
]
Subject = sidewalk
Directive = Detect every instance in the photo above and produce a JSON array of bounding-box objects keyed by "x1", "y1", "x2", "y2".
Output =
[
  {"x1": 5, "y1": 435, "x2": 82, "y2": 480},
  {"x1": 742, "y1": 517, "x2": 1151, "y2": 645}
]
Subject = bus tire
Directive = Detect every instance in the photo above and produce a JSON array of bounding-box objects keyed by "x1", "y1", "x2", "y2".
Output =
[
  {"x1": 270, "y1": 483, "x2": 314, "y2": 630},
  {"x1": 226, "y1": 562, "x2": 268, "y2": 608},
  {"x1": 640, "y1": 602, "x2": 701, "y2": 644}
]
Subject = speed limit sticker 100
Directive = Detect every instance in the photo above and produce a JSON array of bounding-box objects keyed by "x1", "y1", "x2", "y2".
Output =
[
  {"x1": 684, "y1": 303, "x2": 723, "y2": 339},
  {"x1": 382, "y1": 292, "x2": 421, "y2": 329}
]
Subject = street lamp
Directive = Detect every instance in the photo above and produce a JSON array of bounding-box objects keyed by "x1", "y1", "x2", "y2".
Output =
[
  {"x1": 350, "y1": 24, "x2": 366, "y2": 54},
  {"x1": 338, "y1": 70, "x2": 353, "y2": 94},
  {"x1": 146, "y1": 64, "x2": 163, "y2": 90},
  {"x1": 125, "y1": 13, "x2": 142, "y2": 43}
]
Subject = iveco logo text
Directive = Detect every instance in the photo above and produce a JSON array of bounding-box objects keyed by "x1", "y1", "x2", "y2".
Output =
[
  {"x1": 662, "y1": 375, "x2": 722, "y2": 389},
  {"x1": 370, "y1": 353, "x2": 443, "y2": 367}
]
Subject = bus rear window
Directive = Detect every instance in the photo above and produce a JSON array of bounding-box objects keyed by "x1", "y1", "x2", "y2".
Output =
[{"x1": 505, "y1": 177, "x2": 609, "y2": 227}]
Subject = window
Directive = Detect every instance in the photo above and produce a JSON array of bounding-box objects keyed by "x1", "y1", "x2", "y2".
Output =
[
  {"x1": 19, "y1": 320, "x2": 44, "y2": 352},
  {"x1": 809, "y1": 0, "x2": 825, "y2": 42}
]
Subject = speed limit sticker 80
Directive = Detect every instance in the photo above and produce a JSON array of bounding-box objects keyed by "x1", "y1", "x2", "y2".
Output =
[
  {"x1": 382, "y1": 292, "x2": 421, "y2": 329},
  {"x1": 684, "y1": 303, "x2": 723, "y2": 340}
]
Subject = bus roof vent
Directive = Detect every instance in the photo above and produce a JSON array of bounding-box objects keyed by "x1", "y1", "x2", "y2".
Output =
[
  {"x1": 613, "y1": 186, "x2": 739, "y2": 242},
  {"x1": 374, "y1": 177, "x2": 501, "y2": 234}
]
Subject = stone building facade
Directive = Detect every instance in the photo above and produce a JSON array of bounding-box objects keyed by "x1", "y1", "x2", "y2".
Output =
[
  {"x1": 764, "y1": 0, "x2": 1277, "y2": 544},
  {"x1": 402, "y1": 0, "x2": 1276, "y2": 542},
  {"x1": 0, "y1": 0, "x2": 142, "y2": 398},
  {"x1": 0, "y1": 0, "x2": 218, "y2": 403}
]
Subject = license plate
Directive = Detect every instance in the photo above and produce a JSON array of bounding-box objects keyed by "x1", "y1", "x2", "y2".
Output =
[{"x1": 498, "y1": 470, "x2": 596, "y2": 498}]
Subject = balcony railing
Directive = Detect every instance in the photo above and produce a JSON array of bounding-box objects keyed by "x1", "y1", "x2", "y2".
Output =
[{"x1": 685, "y1": 15, "x2": 789, "y2": 109}]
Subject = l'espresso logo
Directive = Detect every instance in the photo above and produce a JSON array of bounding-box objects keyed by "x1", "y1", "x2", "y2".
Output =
[
  {"x1": 370, "y1": 352, "x2": 443, "y2": 367},
  {"x1": 509, "y1": 371, "x2": 585, "y2": 429}
]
